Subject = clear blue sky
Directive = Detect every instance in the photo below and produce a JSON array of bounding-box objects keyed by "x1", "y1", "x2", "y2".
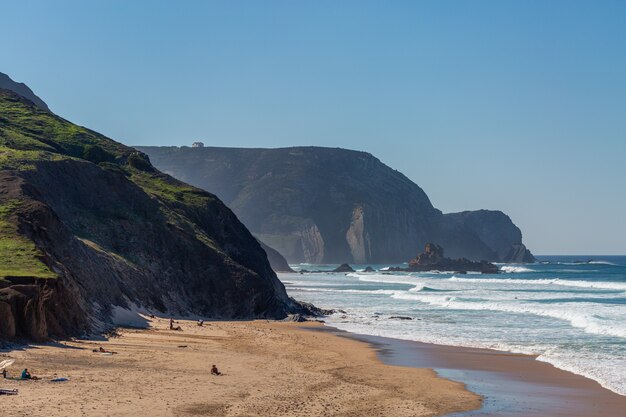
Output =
[{"x1": 2, "y1": 0, "x2": 625, "y2": 255}]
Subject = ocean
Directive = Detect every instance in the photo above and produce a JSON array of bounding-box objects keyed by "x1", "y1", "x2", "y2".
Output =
[{"x1": 281, "y1": 256, "x2": 626, "y2": 396}]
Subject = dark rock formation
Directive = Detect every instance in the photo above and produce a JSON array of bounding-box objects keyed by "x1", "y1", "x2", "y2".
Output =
[
  {"x1": 444, "y1": 210, "x2": 535, "y2": 263},
  {"x1": 363, "y1": 266, "x2": 375, "y2": 272},
  {"x1": 332, "y1": 264, "x2": 355, "y2": 273},
  {"x1": 258, "y1": 240, "x2": 294, "y2": 272},
  {"x1": 0, "y1": 277, "x2": 86, "y2": 341},
  {"x1": 0, "y1": 72, "x2": 49, "y2": 111},
  {"x1": 138, "y1": 146, "x2": 535, "y2": 264},
  {"x1": 409, "y1": 242, "x2": 445, "y2": 266},
  {"x1": 0, "y1": 85, "x2": 316, "y2": 342},
  {"x1": 408, "y1": 243, "x2": 499, "y2": 274},
  {"x1": 389, "y1": 316, "x2": 413, "y2": 320}
]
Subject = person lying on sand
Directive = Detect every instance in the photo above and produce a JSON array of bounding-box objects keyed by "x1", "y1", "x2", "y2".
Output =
[
  {"x1": 92, "y1": 347, "x2": 117, "y2": 354},
  {"x1": 211, "y1": 365, "x2": 222, "y2": 376},
  {"x1": 21, "y1": 369, "x2": 39, "y2": 380}
]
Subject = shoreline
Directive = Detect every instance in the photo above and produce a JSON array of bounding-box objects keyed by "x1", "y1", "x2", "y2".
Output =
[
  {"x1": 0, "y1": 317, "x2": 480, "y2": 416},
  {"x1": 313, "y1": 326, "x2": 626, "y2": 416}
]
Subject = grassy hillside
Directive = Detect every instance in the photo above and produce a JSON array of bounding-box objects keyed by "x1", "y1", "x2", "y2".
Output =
[
  {"x1": 0, "y1": 198, "x2": 56, "y2": 280},
  {"x1": 0, "y1": 90, "x2": 222, "y2": 280}
]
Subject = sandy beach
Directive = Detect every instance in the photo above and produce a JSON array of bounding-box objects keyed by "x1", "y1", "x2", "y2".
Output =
[{"x1": 0, "y1": 318, "x2": 480, "y2": 417}]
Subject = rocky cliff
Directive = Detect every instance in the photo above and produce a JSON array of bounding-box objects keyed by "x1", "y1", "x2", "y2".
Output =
[
  {"x1": 138, "y1": 146, "x2": 535, "y2": 264},
  {"x1": 444, "y1": 210, "x2": 535, "y2": 263},
  {"x1": 0, "y1": 86, "x2": 310, "y2": 341}
]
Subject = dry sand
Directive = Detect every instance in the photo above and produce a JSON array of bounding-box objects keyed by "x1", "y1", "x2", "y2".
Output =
[{"x1": 0, "y1": 318, "x2": 480, "y2": 416}]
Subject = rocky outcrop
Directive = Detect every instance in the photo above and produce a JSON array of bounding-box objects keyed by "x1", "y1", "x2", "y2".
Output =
[
  {"x1": 138, "y1": 145, "x2": 534, "y2": 265},
  {"x1": 332, "y1": 264, "x2": 355, "y2": 273},
  {"x1": 0, "y1": 72, "x2": 49, "y2": 111},
  {"x1": 407, "y1": 243, "x2": 499, "y2": 274},
  {"x1": 0, "y1": 278, "x2": 86, "y2": 341},
  {"x1": 444, "y1": 210, "x2": 535, "y2": 262}
]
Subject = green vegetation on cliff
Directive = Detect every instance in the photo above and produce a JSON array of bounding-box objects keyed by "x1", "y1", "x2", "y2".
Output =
[
  {"x1": 0, "y1": 87, "x2": 300, "y2": 341},
  {"x1": 0, "y1": 199, "x2": 56, "y2": 280}
]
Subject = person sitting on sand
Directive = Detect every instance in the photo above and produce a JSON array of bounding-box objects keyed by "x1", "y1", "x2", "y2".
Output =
[
  {"x1": 197, "y1": 319, "x2": 204, "y2": 326},
  {"x1": 169, "y1": 318, "x2": 182, "y2": 331},
  {"x1": 211, "y1": 365, "x2": 222, "y2": 376},
  {"x1": 21, "y1": 369, "x2": 39, "y2": 380}
]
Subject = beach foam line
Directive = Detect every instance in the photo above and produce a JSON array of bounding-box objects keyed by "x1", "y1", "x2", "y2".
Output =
[{"x1": 325, "y1": 316, "x2": 626, "y2": 397}]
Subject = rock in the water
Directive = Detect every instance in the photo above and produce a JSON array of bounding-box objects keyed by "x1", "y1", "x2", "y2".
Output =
[
  {"x1": 389, "y1": 316, "x2": 413, "y2": 320},
  {"x1": 333, "y1": 264, "x2": 355, "y2": 273},
  {"x1": 363, "y1": 266, "x2": 375, "y2": 272},
  {"x1": 408, "y1": 243, "x2": 499, "y2": 274}
]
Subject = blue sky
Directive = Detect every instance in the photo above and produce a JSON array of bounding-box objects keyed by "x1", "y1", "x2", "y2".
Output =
[{"x1": 2, "y1": 0, "x2": 625, "y2": 254}]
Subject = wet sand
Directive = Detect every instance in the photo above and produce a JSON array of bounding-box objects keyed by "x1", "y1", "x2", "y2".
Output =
[
  {"x1": 0, "y1": 318, "x2": 479, "y2": 417},
  {"x1": 332, "y1": 330, "x2": 626, "y2": 417}
]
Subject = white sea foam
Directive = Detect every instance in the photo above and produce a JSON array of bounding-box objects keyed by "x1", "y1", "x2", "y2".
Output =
[
  {"x1": 391, "y1": 292, "x2": 626, "y2": 339},
  {"x1": 283, "y1": 260, "x2": 626, "y2": 396},
  {"x1": 535, "y1": 352, "x2": 626, "y2": 396},
  {"x1": 325, "y1": 314, "x2": 626, "y2": 396},
  {"x1": 447, "y1": 276, "x2": 626, "y2": 291},
  {"x1": 347, "y1": 272, "x2": 420, "y2": 286},
  {"x1": 290, "y1": 287, "x2": 404, "y2": 296},
  {"x1": 500, "y1": 265, "x2": 535, "y2": 273}
]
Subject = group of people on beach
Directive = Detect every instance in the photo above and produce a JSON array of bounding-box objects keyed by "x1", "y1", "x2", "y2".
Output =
[
  {"x1": 1, "y1": 316, "x2": 223, "y2": 388},
  {"x1": 166, "y1": 317, "x2": 221, "y2": 376},
  {"x1": 2, "y1": 368, "x2": 39, "y2": 380}
]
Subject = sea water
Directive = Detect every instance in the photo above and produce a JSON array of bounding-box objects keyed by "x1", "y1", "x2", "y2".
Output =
[{"x1": 281, "y1": 256, "x2": 626, "y2": 396}]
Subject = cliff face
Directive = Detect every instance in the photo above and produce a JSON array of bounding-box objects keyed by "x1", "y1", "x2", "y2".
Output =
[
  {"x1": 444, "y1": 210, "x2": 535, "y2": 263},
  {"x1": 138, "y1": 146, "x2": 535, "y2": 264},
  {"x1": 0, "y1": 88, "x2": 306, "y2": 341},
  {"x1": 138, "y1": 146, "x2": 442, "y2": 263}
]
